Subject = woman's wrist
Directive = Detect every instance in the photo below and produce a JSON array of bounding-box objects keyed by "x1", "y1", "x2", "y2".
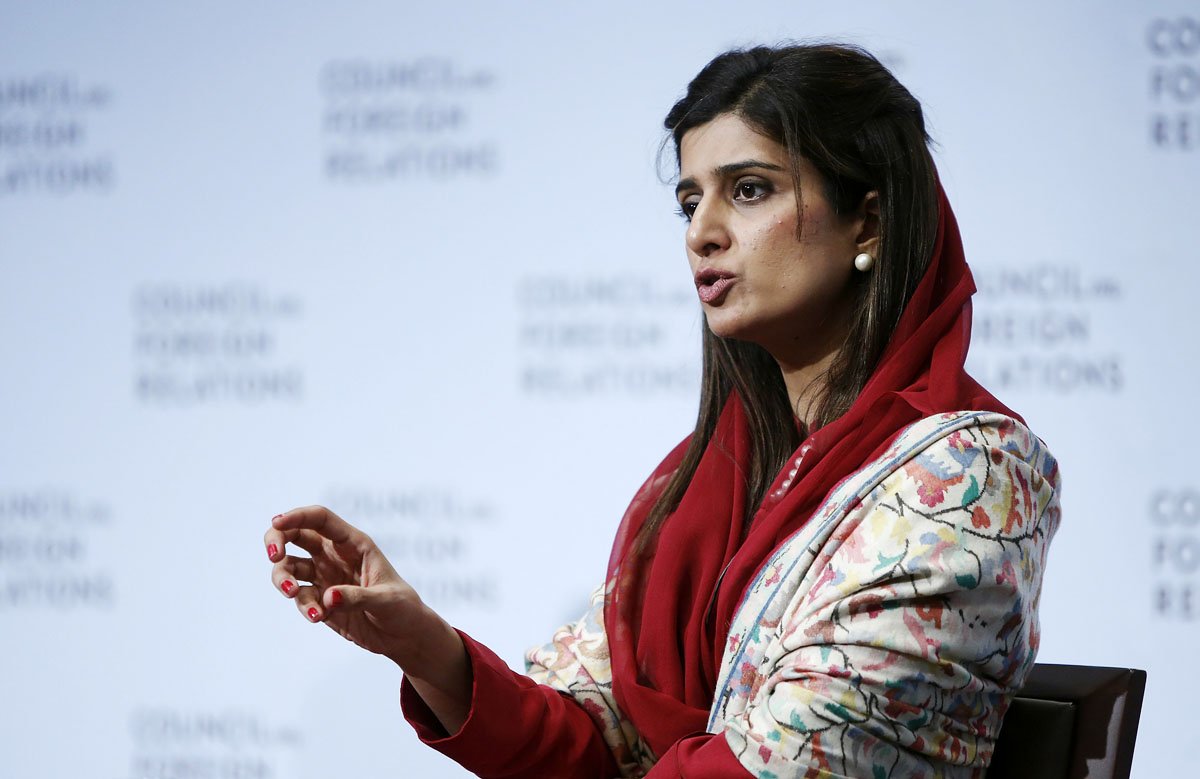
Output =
[
  {"x1": 388, "y1": 604, "x2": 467, "y2": 680},
  {"x1": 395, "y1": 606, "x2": 473, "y2": 734}
]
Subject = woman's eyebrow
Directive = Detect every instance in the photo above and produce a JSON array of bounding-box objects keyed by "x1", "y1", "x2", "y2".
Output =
[{"x1": 675, "y1": 159, "x2": 787, "y2": 197}]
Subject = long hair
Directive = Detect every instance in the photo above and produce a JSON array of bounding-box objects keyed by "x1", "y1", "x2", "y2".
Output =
[{"x1": 641, "y1": 44, "x2": 940, "y2": 548}]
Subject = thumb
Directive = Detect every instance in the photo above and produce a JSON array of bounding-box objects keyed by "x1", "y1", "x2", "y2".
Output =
[{"x1": 322, "y1": 582, "x2": 411, "y2": 613}]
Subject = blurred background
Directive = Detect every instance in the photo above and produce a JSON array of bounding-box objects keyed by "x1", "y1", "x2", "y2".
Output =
[{"x1": 2, "y1": 2, "x2": 1194, "y2": 776}]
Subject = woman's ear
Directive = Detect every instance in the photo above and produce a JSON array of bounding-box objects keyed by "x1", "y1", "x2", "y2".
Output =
[{"x1": 855, "y1": 191, "x2": 881, "y2": 256}]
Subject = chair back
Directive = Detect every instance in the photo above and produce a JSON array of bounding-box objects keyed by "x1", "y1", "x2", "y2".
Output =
[{"x1": 988, "y1": 663, "x2": 1146, "y2": 779}]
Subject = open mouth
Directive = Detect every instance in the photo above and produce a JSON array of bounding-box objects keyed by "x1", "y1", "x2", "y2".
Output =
[{"x1": 694, "y1": 269, "x2": 736, "y2": 304}]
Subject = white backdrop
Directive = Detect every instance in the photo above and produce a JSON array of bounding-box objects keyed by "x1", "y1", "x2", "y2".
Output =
[{"x1": 2, "y1": 2, "x2": 1196, "y2": 777}]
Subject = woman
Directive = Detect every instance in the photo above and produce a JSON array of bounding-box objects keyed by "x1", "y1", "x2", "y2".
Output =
[{"x1": 265, "y1": 44, "x2": 1060, "y2": 778}]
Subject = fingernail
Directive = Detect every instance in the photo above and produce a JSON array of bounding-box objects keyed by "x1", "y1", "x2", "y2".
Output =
[
  {"x1": 281, "y1": 580, "x2": 295, "y2": 595},
  {"x1": 267, "y1": 543, "x2": 279, "y2": 559},
  {"x1": 308, "y1": 607, "x2": 320, "y2": 622},
  {"x1": 330, "y1": 589, "x2": 343, "y2": 606}
]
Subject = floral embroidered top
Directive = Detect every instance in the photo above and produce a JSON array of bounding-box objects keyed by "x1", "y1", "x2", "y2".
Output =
[{"x1": 404, "y1": 411, "x2": 1060, "y2": 779}]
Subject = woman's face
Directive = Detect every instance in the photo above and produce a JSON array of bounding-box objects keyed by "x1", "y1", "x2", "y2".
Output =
[{"x1": 676, "y1": 113, "x2": 870, "y2": 368}]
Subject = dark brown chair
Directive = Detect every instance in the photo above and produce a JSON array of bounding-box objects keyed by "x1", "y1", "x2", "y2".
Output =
[{"x1": 987, "y1": 664, "x2": 1146, "y2": 779}]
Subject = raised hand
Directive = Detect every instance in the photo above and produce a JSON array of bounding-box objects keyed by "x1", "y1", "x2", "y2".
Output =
[
  {"x1": 264, "y1": 506, "x2": 471, "y2": 730},
  {"x1": 264, "y1": 505, "x2": 422, "y2": 661}
]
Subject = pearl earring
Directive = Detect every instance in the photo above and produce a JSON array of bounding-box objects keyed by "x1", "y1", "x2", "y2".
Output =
[{"x1": 854, "y1": 252, "x2": 875, "y2": 272}]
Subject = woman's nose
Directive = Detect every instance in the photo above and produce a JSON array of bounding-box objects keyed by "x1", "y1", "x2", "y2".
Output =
[{"x1": 685, "y1": 199, "x2": 731, "y2": 258}]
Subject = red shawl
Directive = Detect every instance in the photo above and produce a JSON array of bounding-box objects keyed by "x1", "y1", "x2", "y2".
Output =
[{"x1": 604, "y1": 184, "x2": 1019, "y2": 756}]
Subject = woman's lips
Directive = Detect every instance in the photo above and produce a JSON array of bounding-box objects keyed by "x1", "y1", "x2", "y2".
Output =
[{"x1": 695, "y1": 270, "x2": 736, "y2": 304}]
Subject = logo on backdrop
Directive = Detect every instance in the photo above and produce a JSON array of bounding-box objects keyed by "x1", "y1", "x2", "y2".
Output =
[
  {"x1": 516, "y1": 274, "x2": 698, "y2": 398},
  {"x1": 1150, "y1": 489, "x2": 1200, "y2": 620},
  {"x1": 128, "y1": 707, "x2": 300, "y2": 779},
  {"x1": 967, "y1": 262, "x2": 1123, "y2": 393},
  {"x1": 321, "y1": 57, "x2": 498, "y2": 181},
  {"x1": 1147, "y1": 16, "x2": 1200, "y2": 150},
  {"x1": 132, "y1": 283, "x2": 304, "y2": 405},
  {"x1": 0, "y1": 489, "x2": 115, "y2": 609},
  {"x1": 321, "y1": 486, "x2": 498, "y2": 608},
  {"x1": 0, "y1": 74, "x2": 114, "y2": 196}
]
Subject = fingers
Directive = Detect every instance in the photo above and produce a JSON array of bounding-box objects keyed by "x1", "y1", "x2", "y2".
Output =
[
  {"x1": 321, "y1": 582, "x2": 415, "y2": 616},
  {"x1": 264, "y1": 516, "x2": 287, "y2": 563},
  {"x1": 271, "y1": 556, "x2": 332, "y2": 624},
  {"x1": 265, "y1": 506, "x2": 394, "y2": 626},
  {"x1": 286, "y1": 581, "x2": 409, "y2": 625},
  {"x1": 276, "y1": 528, "x2": 331, "y2": 557},
  {"x1": 265, "y1": 526, "x2": 329, "y2": 566},
  {"x1": 265, "y1": 506, "x2": 372, "y2": 563},
  {"x1": 263, "y1": 511, "x2": 306, "y2": 563},
  {"x1": 271, "y1": 555, "x2": 316, "y2": 596},
  {"x1": 290, "y1": 582, "x2": 404, "y2": 624},
  {"x1": 292, "y1": 583, "x2": 325, "y2": 623},
  {"x1": 271, "y1": 506, "x2": 360, "y2": 545},
  {"x1": 322, "y1": 583, "x2": 378, "y2": 612}
]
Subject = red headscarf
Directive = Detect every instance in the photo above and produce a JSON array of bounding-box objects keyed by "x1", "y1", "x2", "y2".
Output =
[{"x1": 604, "y1": 183, "x2": 1019, "y2": 756}]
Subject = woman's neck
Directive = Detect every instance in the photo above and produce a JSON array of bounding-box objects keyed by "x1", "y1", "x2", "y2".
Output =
[{"x1": 776, "y1": 349, "x2": 840, "y2": 430}]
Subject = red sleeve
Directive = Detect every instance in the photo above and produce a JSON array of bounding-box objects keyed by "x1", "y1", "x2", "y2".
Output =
[
  {"x1": 644, "y1": 734, "x2": 753, "y2": 778},
  {"x1": 401, "y1": 630, "x2": 621, "y2": 779}
]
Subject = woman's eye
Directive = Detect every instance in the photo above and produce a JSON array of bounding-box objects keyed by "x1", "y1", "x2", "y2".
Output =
[
  {"x1": 734, "y1": 180, "x2": 769, "y2": 201},
  {"x1": 676, "y1": 200, "x2": 698, "y2": 221}
]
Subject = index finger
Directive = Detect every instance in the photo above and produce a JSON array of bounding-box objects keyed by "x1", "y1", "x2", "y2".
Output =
[{"x1": 271, "y1": 505, "x2": 361, "y2": 546}]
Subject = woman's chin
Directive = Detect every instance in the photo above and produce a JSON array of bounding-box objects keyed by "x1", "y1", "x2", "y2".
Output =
[
  {"x1": 705, "y1": 310, "x2": 766, "y2": 343},
  {"x1": 705, "y1": 318, "x2": 746, "y2": 342}
]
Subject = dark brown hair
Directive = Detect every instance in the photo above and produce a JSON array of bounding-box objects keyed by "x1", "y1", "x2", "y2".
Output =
[{"x1": 642, "y1": 43, "x2": 939, "y2": 545}]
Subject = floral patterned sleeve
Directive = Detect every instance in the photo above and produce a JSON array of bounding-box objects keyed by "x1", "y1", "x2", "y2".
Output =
[
  {"x1": 525, "y1": 584, "x2": 653, "y2": 778},
  {"x1": 717, "y1": 416, "x2": 1061, "y2": 779}
]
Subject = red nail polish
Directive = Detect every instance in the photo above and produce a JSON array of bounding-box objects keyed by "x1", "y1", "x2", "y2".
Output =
[
  {"x1": 330, "y1": 589, "x2": 343, "y2": 606},
  {"x1": 272, "y1": 513, "x2": 284, "y2": 520},
  {"x1": 267, "y1": 543, "x2": 279, "y2": 559},
  {"x1": 308, "y1": 607, "x2": 320, "y2": 621},
  {"x1": 281, "y1": 580, "x2": 295, "y2": 595}
]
